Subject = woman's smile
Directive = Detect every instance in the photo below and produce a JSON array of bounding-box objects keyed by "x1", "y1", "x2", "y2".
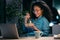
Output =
[{"x1": 33, "y1": 6, "x2": 43, "y2": 17}]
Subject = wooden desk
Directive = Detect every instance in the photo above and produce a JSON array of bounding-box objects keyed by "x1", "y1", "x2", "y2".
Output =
[
  {"x1": 0, "y1": 36, "x2": 60, "y2": 40},
  {"x1": 20, "y1": 36, "x2": 60, "y2": 40},
  {"x1": 20, "y1": 36, "x2": 54, "y2": 40}
]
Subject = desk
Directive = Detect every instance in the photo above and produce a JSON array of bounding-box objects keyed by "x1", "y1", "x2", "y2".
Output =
[
  {"x1": 19, "y1": 36, "x2": 60, "y2": 40},
  {"x1": 0, "y1": 36, "x2": 60, "y2": 40}
]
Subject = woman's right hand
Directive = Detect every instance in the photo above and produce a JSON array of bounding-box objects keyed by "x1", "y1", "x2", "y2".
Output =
[
  {"x1": 25, "y1": 13, "x2": 30, "y2": 27},
  {"x1": 25, "y1": 13, "x2": 30, "y2": 20}
]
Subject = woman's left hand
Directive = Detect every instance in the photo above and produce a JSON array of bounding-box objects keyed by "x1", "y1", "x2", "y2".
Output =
[
  {"x1": 28, "y1": 23, "x2": 40, "y2": 31},
  {"x1": 28, "y1": 23, "x2": 35, "y2": 28}
]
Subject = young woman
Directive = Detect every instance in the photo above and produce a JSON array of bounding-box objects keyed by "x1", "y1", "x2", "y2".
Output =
[{"x1": 24, "y1": 2, "x2": 50, "y2": 36}]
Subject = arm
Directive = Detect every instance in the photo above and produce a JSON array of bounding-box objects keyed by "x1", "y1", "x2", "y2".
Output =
[
  {"x1": 41, "y1": 19, "x2": 49, "y2": 36},
  {"x1": 24, "y1": 13, "x2": 40, "y2": 31},
  {"x1": 24, "y1": 18, "x2": 29, "y2": 27},
  {"x1": 24, "y1": 13, "x2": 30, "y2": 27},
  {"x1": 31, "y1": 25, "x2": 40, "y2": 31}
]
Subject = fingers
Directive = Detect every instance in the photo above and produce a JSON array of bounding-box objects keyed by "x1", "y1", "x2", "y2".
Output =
[{"x1": 25, "y1": 13, "x2": 30, "y2": 20}]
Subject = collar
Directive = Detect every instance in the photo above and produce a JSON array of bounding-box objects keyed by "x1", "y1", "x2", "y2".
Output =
[{"x1": 35, "y1": 15, "x2": 43, "y2": 20}]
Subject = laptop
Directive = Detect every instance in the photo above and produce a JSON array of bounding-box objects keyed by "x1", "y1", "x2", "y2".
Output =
[{"x1": 0, "y1": 23, "x2": 19, "y2": 39}]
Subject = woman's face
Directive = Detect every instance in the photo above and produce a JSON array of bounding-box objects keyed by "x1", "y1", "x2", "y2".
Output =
[{"x1": 33, "y1": 6, "x2": 43, "y2": 17}]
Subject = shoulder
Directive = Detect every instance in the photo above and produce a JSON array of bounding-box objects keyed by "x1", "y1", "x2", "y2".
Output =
[{"x1": 41, "y1": 16, "x2": 49, "y2": 23}]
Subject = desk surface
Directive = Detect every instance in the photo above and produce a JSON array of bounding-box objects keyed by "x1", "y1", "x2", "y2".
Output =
[
  {"x1": 20, "y1": 36, "x2": 54, "y2": 40},
  {"x1": 0, "y1": 36, "x2": 60, "y2": 40},
  {"x1": 20, "y1": 36, "x2": 60, "y2": 40}
]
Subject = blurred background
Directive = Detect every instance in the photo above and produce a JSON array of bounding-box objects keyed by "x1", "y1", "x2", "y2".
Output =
[{"x1": 0, "y1": 0, "x2": 60, "y2": 36}]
